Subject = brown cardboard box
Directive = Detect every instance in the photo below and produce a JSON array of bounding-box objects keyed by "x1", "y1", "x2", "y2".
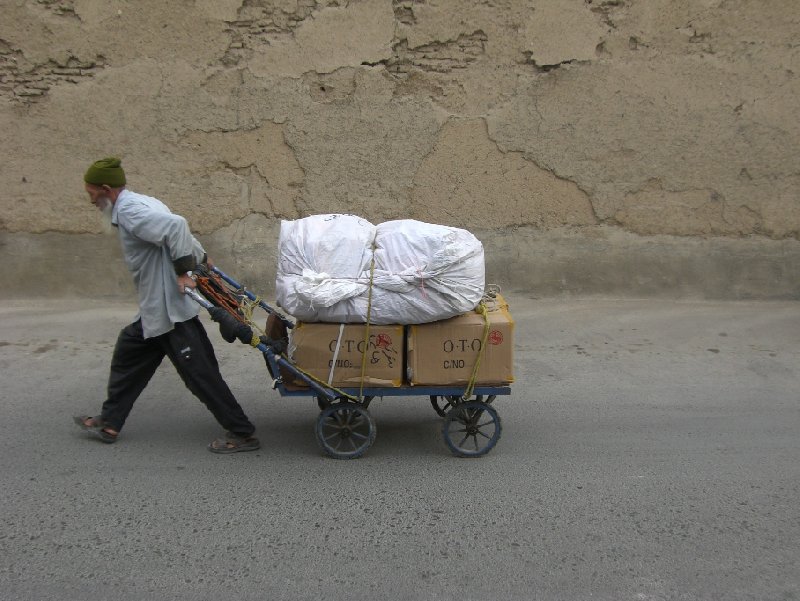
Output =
[
  {"x1": 406, "y1": 295, "x2": 514, "y2": 385},
  {"x1": 288, "y1": 322, "x2": 404, "y2": 388}
]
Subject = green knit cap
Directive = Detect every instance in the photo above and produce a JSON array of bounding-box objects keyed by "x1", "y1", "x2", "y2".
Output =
[{"x1": 84, "y1": 157, "x2": 126, "y2": 187}]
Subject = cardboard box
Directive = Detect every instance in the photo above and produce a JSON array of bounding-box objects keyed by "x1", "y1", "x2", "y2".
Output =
[
  {"x1": 406, "y1": 295, "x2": 514, "y2": 386},
  {"x1": 288, "y1": 322, "x2": 404, "y2": 388}
]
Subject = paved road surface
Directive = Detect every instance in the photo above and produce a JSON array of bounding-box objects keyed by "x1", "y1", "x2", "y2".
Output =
[{"x1": 0, "y1": 297, "x2": 798, "y2": 600}]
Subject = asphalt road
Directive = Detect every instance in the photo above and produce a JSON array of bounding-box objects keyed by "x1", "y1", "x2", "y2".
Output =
[{"x1": 0, "y1": 296, "x2": 798, "y2": 601}]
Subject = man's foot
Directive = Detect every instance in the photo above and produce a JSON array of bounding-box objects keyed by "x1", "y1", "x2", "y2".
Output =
[
  {"x1": 73, "y1": 415, "x2": 118, "y2": 444},
  {"x1": 208, "y1": 432, "x2": 260, "y2": 454}
]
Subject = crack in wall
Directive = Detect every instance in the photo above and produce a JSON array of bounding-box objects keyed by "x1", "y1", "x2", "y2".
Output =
[
  {"x1": 411, "y1": 117, "x2": 597, "y2": 229},
  {"x1": 221, "y1": 0, "x2": 337, "y2": 66},
  {"x1": 2, "y1": 0, "x2": 796, "y2": 246},
  {"x1": 521, "y1": 53, "x2": 589, "y2": 73},
  {"x1": 615, "y1": 181, "x2": 768, "y2": 237},
  {"x1": 483, "y1": 117, "x2": 605, "y2": 227},
  {"x1": 36, "y1": 0, "x2": 79, "y2": 20},
  {"x1": 585, "y1": 0, "x2": 624, "y2": 29},
  {"x1": 0, "y1": 41, "x2": 104, "y2": 103},
  {"x1": 178, "y1": 123, "x2": 305, "y2": 229},
  {"x1": 223, "y1": 162, "x2": 281, "y2": 218},
  {"x1": 392, "y1": 0, "x2": 425, "y2": 25},
  {"x1": 368, "y1": 30, "x2": 488, "y2": 77}
]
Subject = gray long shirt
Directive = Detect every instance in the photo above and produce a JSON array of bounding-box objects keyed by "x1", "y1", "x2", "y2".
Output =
[{"x1": 111, "y1": 189, "x2": 205, "y2": 338}]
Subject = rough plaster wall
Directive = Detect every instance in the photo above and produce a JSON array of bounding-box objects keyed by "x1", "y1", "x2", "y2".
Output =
[
  {"x1": 1, "y1": 0, "x2": 798, "y2": 298},
  {"x1": 411, "y1": 118, "x2": 597, "y2": 228}
]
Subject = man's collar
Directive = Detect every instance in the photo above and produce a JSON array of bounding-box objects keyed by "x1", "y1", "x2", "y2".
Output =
[{"x1": 110, "y1": 189, "x2": 131, "y2": 226}]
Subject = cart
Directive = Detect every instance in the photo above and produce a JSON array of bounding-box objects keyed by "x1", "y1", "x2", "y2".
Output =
[{"x1": 186, "y1": 266, "x2": 511, "y2": 459}]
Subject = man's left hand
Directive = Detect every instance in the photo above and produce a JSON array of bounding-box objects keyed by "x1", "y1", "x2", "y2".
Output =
[
  {"x1": 177, "y1": 272, "x2": 197, "y2": 292},
  {"x1": 209, "y1": 307, "x2": 254, "y2": 344}
]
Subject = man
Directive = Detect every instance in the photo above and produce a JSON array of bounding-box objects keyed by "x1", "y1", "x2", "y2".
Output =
[{"x1": 73, "y1": 157, "x2": 260, "y2": 454}]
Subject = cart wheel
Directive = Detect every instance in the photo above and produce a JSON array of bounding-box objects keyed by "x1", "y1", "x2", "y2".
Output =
[
  {"x1": 316, "y1": 402, "x2": 376, "y2": 459},
  {"x1": 442, "y1": 400, "x2": 501, "y2": 458}
]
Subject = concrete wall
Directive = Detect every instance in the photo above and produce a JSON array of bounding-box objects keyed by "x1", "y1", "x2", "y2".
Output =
[{"x1": 1, "y1": 0, "x2": 798, "y2": 299}]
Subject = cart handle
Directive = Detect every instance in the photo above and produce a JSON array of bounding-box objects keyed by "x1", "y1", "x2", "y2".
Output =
[
  {"x1": 210, "y1": 266, "x2": 293, "y2": 329},
  {"x1": 184, "y1": 286, "x2": 214, "y2": 310},
  {"x1": 184, "y1": 284, "x2": 340, "y2": 403}
]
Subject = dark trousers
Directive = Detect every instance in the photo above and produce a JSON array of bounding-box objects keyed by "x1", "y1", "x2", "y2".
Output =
[{"x1": 100, "y1": 317, "x2": 255, "y2": 437}]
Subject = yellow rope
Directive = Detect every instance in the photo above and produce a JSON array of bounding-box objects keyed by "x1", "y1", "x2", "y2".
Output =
[
  {"x1": 202, "y1": 279, "x2": 356, "y2": 400},
  {"x1": 462, "y1": 302, "x2": 490, "y2": 401},
  {"x1": 290, "y1": 364, "x2": 360, "y2": 402},
  {"x1": 239, "y1": 293, "x2": 361, "y2": 400},
  {"x1": 234, "y1": 294, "x2": 269, "y2": 348}
]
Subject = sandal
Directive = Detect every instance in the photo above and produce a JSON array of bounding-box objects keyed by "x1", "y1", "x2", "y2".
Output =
[
  {"x1": 208, "y1": 432, "x2": 260, "y2": 454},
  {"x1": 73, "y1": 415, "x2": 118, "y2": 444}
]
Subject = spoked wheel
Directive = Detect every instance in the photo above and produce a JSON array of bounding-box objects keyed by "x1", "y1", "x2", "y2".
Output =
[
  {"x1": 315, "y1": 402, "x2": 376, "y2": 459},
  {"x1": 442, "y1": 400, "x2": 501, "y2": 458}
]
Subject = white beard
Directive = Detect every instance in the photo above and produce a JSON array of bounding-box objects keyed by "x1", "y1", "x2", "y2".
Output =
[{"x1": 98, "y1": 199, "x2": 115, "y2": 235}]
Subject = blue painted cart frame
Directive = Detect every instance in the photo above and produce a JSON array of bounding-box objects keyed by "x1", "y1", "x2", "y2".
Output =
[{"x1": 188, "y1": 267, "x2": 510, "y2": 459}]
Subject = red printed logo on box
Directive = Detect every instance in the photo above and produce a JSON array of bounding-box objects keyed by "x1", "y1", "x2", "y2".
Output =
[
  {"x1": 375, "y1": 333, "x2": 393, "y2": 349},
  {"x1": 488, "y1": 330, "x2": 503, "y2": 345}
]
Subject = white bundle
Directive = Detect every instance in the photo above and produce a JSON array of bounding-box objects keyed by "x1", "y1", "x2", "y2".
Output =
[{"x1": 275, "y1": 214, "x2": 485, "y2": 324}]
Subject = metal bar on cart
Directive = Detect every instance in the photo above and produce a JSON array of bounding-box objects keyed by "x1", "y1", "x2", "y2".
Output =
[
  {"x1": 260, "y1": 343, "x2": 339, "y2": 402},
  {"x1": 273, "y1": 385, "x2": 512, "y2": 398}
]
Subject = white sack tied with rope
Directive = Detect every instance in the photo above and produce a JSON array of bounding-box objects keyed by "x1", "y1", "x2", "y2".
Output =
[{"x1": 275, "y1": 214, "x2": 485, "y2": 324}]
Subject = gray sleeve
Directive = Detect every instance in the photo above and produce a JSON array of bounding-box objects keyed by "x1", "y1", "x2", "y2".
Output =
[{"x1": 118, "y1": 202, "x2": 206, "y2": 272}]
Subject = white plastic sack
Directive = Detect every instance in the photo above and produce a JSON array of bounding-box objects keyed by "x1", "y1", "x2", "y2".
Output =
[
  {"x1": 275, "y1": 214, "x2": 375, "y2": 315},
  {"x1": 275, "y1": 214, "x2": 485, "y2": 324}
]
